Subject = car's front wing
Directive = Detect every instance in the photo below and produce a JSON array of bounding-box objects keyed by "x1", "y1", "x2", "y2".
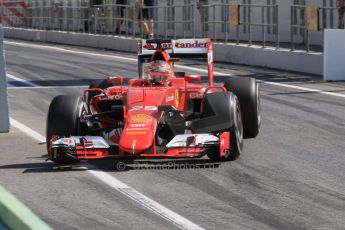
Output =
[{"x1": 49, "y1": 133, "x2": 230, "y2": 161}]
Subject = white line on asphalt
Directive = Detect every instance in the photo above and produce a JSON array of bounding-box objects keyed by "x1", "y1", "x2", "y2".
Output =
[
  {"x1": 7, "y1": 73, "x2": 39, "y2": 87},
  {"x1": 7, "y1": 72, "x2": 88, "y2": 89},
  {"x1": 5, "y1": 41, "x2": 137, "y2": 62},
  {"x1": 88, "y1": 168, "x2": 204, "y2": 230},
  {"x1": 9, "y1": 117, "x2": 205, "y2": 230},
  {"x1": 257, "y1": 80, "x2": 345, "y2": 98},
  {"x1": 5, "y1": 40, "x2": 345, "y2": 98},
  {"x1": 10, "y1": 118, "x2": 46, "y2": 142}
]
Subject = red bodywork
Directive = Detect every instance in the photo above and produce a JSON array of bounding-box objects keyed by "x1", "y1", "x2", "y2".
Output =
[{"x1": 49, "y1": 39, "x2": 230, "y2": 160}]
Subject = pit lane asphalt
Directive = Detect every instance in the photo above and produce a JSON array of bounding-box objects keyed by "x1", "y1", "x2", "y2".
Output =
[{"x1": 1, "y1": 39, "x2": 345, "y2": 230}]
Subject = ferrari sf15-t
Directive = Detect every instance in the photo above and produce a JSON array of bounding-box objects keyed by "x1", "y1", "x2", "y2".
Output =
[{"x1": 46, "y1": 38, "x2": 260, "y2": 164}]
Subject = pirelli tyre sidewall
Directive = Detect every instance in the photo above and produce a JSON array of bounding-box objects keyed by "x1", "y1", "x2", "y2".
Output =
[
  {"x1": 228, "y1": 94, "x2": 244, "y2": 160},
  {"x1": 224, "y1": 77, "x2": 261, "y2": 138},
  {"x1": 46, "y1": 95, "x2": 84, "y2": 163}
]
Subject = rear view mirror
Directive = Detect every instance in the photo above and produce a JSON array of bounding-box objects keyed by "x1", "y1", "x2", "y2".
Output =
[
  {"x1": 107, "y1": 76, "x2": 124, "y2": 84},
  {"x1": 184, "y1": 75, "x2": 201, "y2": 82}
]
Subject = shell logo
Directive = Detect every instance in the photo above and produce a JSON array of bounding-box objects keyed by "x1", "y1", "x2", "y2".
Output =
[{"x1": 130, "y1": 114, "x2": 152, "y2": 123}]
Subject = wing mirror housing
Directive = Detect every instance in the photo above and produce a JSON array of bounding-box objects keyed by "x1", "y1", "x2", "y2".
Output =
[
  {"x1": 184, "y1": 74, "x2": 201, "y2": 82},
  {"x1": 107, "y1": 76, "x2": 124, "y2": 84}
]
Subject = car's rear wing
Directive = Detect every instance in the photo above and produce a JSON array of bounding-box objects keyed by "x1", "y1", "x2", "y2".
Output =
[{"x1": 137, "y1": 38, "x2": 214, "y2": 86}]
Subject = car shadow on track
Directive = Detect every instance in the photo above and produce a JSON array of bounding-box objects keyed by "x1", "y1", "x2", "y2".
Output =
[
  {"x1": 0, "y1": 157, "x2": 222, "y2": 173},
  {"x1": 0, "y1": 161, "x2": 89, "y2": 173},
  {"x1": 89, "y1": 158, "x2": 222, "y2": 172}
]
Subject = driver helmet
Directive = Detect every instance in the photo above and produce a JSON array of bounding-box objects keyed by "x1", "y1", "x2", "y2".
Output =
[{"x1": 146, "y1": 60, "x2": 173, "y2": 84}]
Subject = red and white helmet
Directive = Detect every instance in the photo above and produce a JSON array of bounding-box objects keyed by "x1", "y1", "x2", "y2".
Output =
[{"x1": 145, "y1": 60, "x2": 173, "y2": 83}]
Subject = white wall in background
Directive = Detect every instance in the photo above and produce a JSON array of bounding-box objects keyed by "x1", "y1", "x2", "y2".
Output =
[{"x1": 324, "y1": 29, "x2": 345, "y2": 81}]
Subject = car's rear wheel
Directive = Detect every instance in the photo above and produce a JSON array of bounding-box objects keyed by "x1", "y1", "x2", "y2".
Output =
[
  {"x1": 224, "y1": 77, "x2": 260, "y2": 138},
  {"x1": 46, "y1": 95, "x2": 84, "y2": 164}
]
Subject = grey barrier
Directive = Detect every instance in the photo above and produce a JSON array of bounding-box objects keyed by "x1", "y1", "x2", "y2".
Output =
[
  {"x1": 291, "y1": 5, "x2": 339, "y2": 52},
  {"x1": 2, "y1": 2, "x2": 277, "y2": 43},
  {"x1": 0, "y1": 24, "x2": 9, "y2": 133},
  {"x1": 200, "y1": 3, "x2": 279, "y2": 48}
]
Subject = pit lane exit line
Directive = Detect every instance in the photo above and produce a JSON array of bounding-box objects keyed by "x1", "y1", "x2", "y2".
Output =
[
  {"x1": 5, "y1": 40, "x2": 345, "y2": 99},
  {"x1": 9, "y1": 118, "x2": 205, "y2": 230}
]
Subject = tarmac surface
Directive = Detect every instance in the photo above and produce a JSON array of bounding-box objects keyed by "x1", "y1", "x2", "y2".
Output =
[{"x1": 0, "y1": 39, "x2": 344, "y2": 230}]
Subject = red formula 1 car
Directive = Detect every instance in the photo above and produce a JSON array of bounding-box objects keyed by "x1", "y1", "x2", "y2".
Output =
[{"x1": 46, "y1": 38, "x2": 260, "y2": 164}]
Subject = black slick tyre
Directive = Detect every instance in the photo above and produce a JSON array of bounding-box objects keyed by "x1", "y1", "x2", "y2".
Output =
[
  {"x1": 226, "y1": 94, "x2": 243, "y2": 160},
  {"x1": 200, "y1": 92, "x2": 243, "y2": 161},
  {"x1": 46, "y1": 95, "x2": 84, "y2": 164},
  {"x1": 224, "y1": 77, "x2": 260, "y2": 138}
]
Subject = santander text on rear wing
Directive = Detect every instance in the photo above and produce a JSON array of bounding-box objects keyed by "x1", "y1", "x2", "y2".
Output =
[
  {"x1": 137, "y1": 38, "x2": 214, "y2": 85},
  {"x1": 138, "y1": 38, "x2": 210, "y2": 56}
]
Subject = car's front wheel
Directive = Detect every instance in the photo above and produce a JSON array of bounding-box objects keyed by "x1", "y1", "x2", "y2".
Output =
[
  {"x1": 195, "y1": 92, "x2": 243, "y2": 161},
  {"x1": 46, "y1": 95, "x2": 84, "y2": 164}
]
